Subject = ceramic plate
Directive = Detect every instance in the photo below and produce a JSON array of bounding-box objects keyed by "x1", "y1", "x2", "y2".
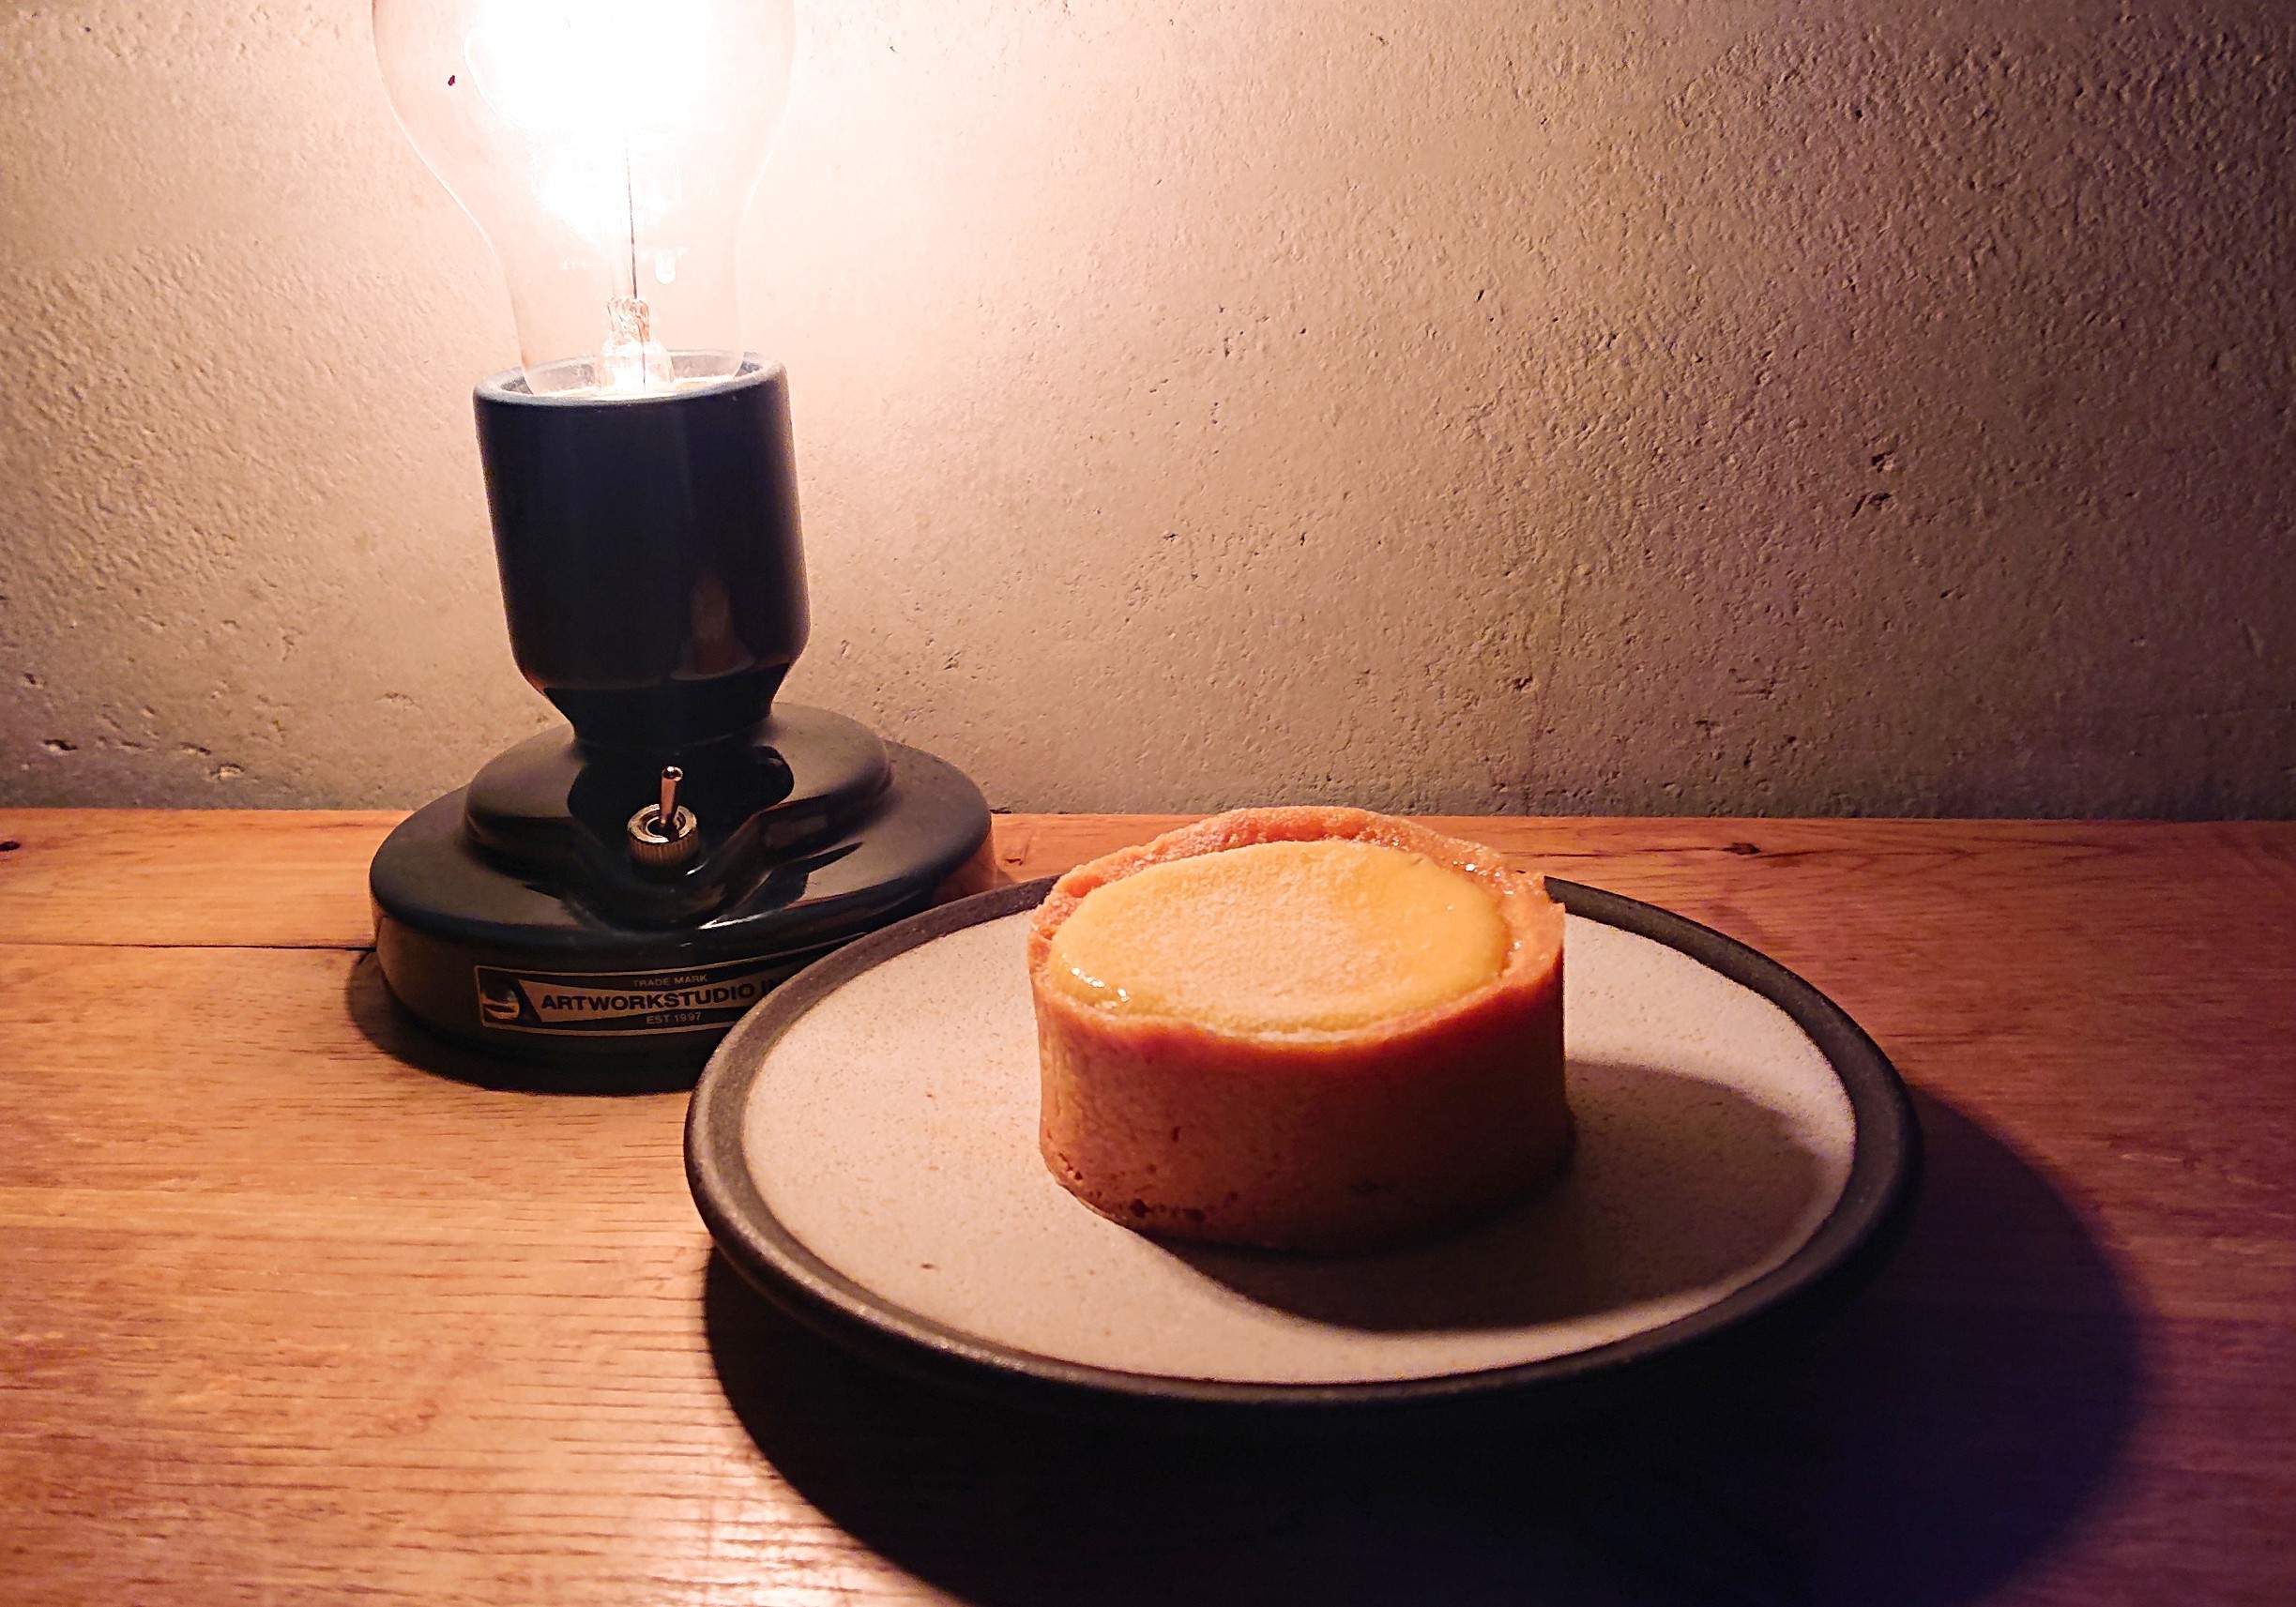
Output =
[{"x1": 687, "y1": 877, "x2": 1919, "y2": 1428}]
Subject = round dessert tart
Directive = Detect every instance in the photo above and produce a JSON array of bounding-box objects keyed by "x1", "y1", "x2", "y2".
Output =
[{"x1": 1026, "y1": 807, "x2": 1570, "y2": 1253}]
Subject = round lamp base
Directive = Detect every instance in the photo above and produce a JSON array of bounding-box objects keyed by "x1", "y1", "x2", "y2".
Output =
[{"x1": 371, "y1": 713, "x2": 990, "y2": 1076}]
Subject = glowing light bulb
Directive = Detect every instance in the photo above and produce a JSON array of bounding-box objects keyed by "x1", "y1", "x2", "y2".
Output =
[{"x1": 373, "y1": 0, "x2": 796, "y2": 396}]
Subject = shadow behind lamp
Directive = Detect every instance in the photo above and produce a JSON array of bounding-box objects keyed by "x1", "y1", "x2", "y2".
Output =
[{"x1": 367, "y1": 0, "x2": 988, "y2": 1069}]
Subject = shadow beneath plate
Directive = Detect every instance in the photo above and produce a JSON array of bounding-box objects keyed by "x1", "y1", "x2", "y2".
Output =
[
  {"x1": 704, "y1": 1090, "x2": 2143, "y2": 1606},
  {"x1": 343, "y1": 950, "x2": 699, "y2": 1096},
  {"x1": 1170, "y1": 1057, "x2": 1829, "y2": 1331}
]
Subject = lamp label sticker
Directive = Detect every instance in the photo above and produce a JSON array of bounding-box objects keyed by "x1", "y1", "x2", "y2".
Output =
[{"x1": 475, "y1": 957, "x2": 800, "y2": 1037}]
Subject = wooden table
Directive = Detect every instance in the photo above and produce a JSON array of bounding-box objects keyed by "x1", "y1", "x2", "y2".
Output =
[{"x1": 2, "y1": 811, "x2": 2291, "y2": 1605}]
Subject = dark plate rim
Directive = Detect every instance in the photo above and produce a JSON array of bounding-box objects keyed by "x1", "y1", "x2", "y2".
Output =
[{"x1": 686, "y1": 875, "x2": 1922, "y2": 1428}]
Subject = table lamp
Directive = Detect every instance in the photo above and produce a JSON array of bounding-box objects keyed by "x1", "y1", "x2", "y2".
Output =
[{"x1": 366, "y1": 0, "x2": 989, "y2": 1070}]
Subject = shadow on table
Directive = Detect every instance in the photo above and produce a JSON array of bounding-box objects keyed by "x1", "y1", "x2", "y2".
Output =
[
  {"x1": 343, "y1": 950, "x2": 699, "y2": 1096},
  {"x1": 704, "y1": 1091, "x2": 2144, "y2": 1607}
]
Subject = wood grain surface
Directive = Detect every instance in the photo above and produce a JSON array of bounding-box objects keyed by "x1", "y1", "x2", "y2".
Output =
[{"x1": 2, "y1": 810, "x2": 2292, "y2": 1605}]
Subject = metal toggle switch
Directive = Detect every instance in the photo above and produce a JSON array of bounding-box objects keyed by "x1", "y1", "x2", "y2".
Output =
[{"x1": 626, "y1": 765, "x2": 702, "y2": 872}]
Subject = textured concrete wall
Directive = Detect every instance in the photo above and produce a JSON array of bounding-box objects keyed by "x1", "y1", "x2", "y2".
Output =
[{"x1": 4, "y1": 2, "x2": 2292, "y2": 815}]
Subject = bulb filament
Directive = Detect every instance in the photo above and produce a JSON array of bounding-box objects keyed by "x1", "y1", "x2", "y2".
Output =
[{"x1": 600, "y1": 295, "x2": 673, "y2": 392}]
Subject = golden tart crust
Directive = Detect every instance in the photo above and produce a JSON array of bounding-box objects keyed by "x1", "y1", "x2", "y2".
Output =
[{"x1": 1026, "y1": 807, "x2": 1570, "y2": 1252}]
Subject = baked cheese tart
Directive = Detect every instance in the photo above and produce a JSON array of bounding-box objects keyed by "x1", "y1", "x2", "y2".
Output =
[{"x1": 1026, "y1": 807, "x2": 1569, "y2": 1252}]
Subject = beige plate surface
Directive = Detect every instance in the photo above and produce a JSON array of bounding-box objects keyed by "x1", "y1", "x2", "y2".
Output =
[{"x1": 738, "y1": 911, "x2": 1856, "y2": 1387}]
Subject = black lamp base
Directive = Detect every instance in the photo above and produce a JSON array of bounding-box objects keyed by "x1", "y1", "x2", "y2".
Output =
[{"x1": 371, "y1": 705, "x2": 990, "y2": 1073}]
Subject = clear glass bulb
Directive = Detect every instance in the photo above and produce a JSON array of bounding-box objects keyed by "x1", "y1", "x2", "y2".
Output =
[{"x1": 373, "y1": 0, "x2": 796, "y2": 396}]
